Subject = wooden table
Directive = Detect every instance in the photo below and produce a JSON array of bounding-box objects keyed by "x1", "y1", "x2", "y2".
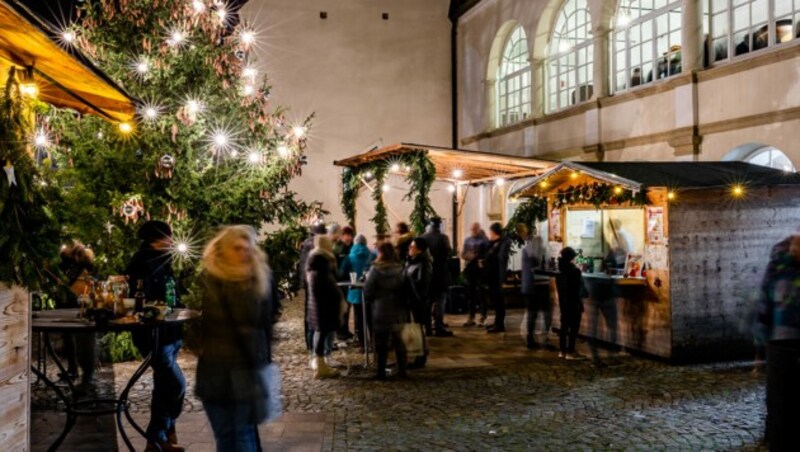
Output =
[{"x1": 31, "y1": 308, "x2": 200, "y2": 452}]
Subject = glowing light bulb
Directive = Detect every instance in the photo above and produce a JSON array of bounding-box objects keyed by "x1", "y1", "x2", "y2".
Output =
[
  {"x1": 230, "y1": 149, "x2": 239, "y2": 158},
  {"x1": 119, "y1": 122, "x2": 133, "y2": 134},
  {"x1": 62, "y1": 30, "x2": 75, "y2": 43},
  {"x1": 495, "y1": 178, "x2": 506, "y2": 187},
  {"x1": 248, "y1": 151, "x2": 261, "y2": 164},
  {"x1": 186, "y1": 99, "x2": 201, "y2": 114},
  {"x1": 136, "y1": 60, "x2": 149, "y2": 74},
  {"x1": 176, "y1": 242, "x2": 189, "y2": 254},
  {"x1": 217, "y1": 6, "x2": 227, "y2": 21},
  {"x1": 447, "y1": 184, "x2": 457, "y2": 193},
  {"x1": 452, "y1": 169, "x2": 463, "y2": 179},
  {"x1": 144, "y1": 107, "x2": 158, "y2": 120},
  {"x1": 390, "y1": 163, "x2": 400, "y2": 172},
  {"x1": 292, "y1": 126, "x2": 306, "y2": 138},
  {"x1": 240, "y1": 30, "x2": 255, "y2": 46},
  {"x1": 34, "y1": 131, "x2": 48, "y2": 148},
  {"x1": 667, "y1": 191, "x2": 676, "y2": 201},
  {"x1": 382, "y1": 184, "x2": 390, "y2": 192},
  {"x1": 540, "y1": 181, "x2": 549, "y2": 188},
  {"x1": 277, "y1": 144, "x2": 290, "y2": 158},
  {"x1": 613, "y1": 186, "x2": 623, "y2": 195},
  {"x1": 242, "y1": 66, "x2": 257, "y2": 79},
  {"x1": 242, "y1": 85, "x2": 255, "y2": 96},
  {"x1": 97, "y1": 131, "x2": 104, "y2": 139},
  {"x1": 192, "y1": 0, "x2": 205, "y2": 13},
  {"x1": 213, "y1": 133, "x2": 228, "y2": 147},
  {"x1": 731, "y1": 184, "x2": 745, "y2": 197},
  {"x1": 570, "y1": 172, "x2": 579, "y2": 179},
  {"x1": 20, "y1": 83, "x2": 38, "y2": 97},
  {"x1": 168, "y1": 30, "x2": 185, "y2": 46}
]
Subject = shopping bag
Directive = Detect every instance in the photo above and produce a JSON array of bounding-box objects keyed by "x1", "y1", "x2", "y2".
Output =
[{"x1": 401, "y1": 315, "x2": 424, "y2": 358}]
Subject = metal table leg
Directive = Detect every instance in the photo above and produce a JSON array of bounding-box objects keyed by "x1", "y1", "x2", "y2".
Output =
[
  {"x1": 361, "y1": 295, "x2": 371, "y2": 369},
  {"x1": 118, "y1": 327, "x2": 161, "y2": 452}
]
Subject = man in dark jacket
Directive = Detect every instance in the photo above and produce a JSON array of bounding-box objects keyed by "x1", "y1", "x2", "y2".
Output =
[
  {"x1": 405, "y1": 237, "x2": 432, "y2": 368},
  {"x1": 484, "y1": 222, "x2": 511, "y2": 334},
  {"x1": 299, "y1": 222, "x2": 327, "y2": 352},
  {"x1": 556, "y1": 247, "x2": 588, "y2": 360},
  {"x1": 125, "y1": 220, "x2": 185, "y2": 452},
  {"x1": 461, "y1": 222, "x2": 489, "y2": 327},
  {"x1": 421, "y1": 217, "x2": 454, "y2": 337}
]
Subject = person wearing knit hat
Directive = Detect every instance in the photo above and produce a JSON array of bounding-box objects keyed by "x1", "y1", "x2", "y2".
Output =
[{"x1": 125, "y1": 221, "x2": 186, "y2": 451}]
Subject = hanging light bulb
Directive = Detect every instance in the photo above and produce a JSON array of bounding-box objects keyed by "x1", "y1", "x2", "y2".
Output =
[
  {"x1": 495, "y1": 178, "x2": 506, "y2": 187},
  {"x1": 390, "y1": 163, "x2": 400, "y2": 173},
  {"x1": 731, "y1": 184, "x2": 745, "y2": 198},
  {"x1": 452, "y1": 168, "x2": 463, "y2": 179},
  {"x1": 447, "y1": 184, "x2": 457, "y2": 193}
]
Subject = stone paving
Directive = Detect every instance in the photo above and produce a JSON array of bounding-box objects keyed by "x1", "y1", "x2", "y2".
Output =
[{"x1": 32, "y1": 296, "x2": 768, "y2": 451}]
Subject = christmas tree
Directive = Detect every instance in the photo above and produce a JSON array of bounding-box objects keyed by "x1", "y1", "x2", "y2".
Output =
[{"x1": 31, "y1": 0, "x2": 322, "y2": 290}]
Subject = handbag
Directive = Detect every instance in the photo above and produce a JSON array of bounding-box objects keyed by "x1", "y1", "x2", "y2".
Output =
[
  {"x1": 400, "y1": 312, "x2": 425, "y2": 358},
  {"x1": 220, "y1": 291, "x2": 283, "y2": 424}
]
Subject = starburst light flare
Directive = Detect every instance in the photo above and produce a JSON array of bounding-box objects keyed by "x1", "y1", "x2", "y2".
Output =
[
  {"x1": 169, "y1": 230, "x2": 201, "y2": 267},
  {"x1": 167, "y1": 28, "x2": 187, "y2": 47},
  {"x1": 292, "y1": 126, "x2": 306, "y2": 138},
  {"x1": 277, "y1": 144, "x2": 291, "y2": 159},
  {"x1": 192, "y1": 0, "x2": 206, "y2": 13},
  {"x1": 33, "y1": 128, "x2": 49, "y2": 149}
]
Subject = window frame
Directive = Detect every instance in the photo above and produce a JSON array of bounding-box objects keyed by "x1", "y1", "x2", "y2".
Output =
[
  {"x1": 496, "y1": 25, "x2": 532, "y2": 127},
  {"x1": 707, "y1": 0, "x2": 800, "y2": 66},
  {"x1": 612, "y1": 0, "x2": 684, "y2": 93},
  {"x1": 546, "y1": 0, "x2": 595, "y2": 113},
  {"x1": 744, "y1": 146, "x2": 797, "y2": 172}
]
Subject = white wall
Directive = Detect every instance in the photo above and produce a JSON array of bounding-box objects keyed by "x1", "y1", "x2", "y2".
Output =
[{"x1": 242, "y1": 0, "x2": 453, "y2": 236}]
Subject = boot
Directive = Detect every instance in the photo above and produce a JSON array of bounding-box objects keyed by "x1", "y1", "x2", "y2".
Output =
[
  {"x1": 314, "y1": 357, "x2": 339, "y2": 379},
  {"x1": 167, "y1": 425, "x2": 178, "y2": 445}
]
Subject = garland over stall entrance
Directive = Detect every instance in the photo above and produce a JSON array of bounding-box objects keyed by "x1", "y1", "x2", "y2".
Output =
[{"x1": 334, "y1": 143, "x2": 553, "y2": 237}]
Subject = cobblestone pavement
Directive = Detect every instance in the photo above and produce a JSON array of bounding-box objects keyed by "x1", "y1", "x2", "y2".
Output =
[{"x1": 32, "y1": 295, "x2": 768, "y2": 451}]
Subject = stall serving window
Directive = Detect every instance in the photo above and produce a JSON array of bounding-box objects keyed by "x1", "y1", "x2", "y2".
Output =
[{"x1": 564, "y1": 207, "x2": 645, "y2": 271}]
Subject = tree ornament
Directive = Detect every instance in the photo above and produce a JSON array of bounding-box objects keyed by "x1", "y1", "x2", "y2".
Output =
[
  {"x1": 155, "y1": 153, "x2": 175, "y2": 179},
  {"x1": 135, "y1": 148, "x2": 143, "y2": 159},
  {"x1": 120, "y1": 197, "x2": 145, "y2": 225},
  {"x1": 3, "y1": 162, "x2": 16, "y2": 187}
]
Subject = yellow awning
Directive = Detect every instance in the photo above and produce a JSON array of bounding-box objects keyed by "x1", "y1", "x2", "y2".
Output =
[{"x1": 0, "y1": 0, "x2": 135, "y2": 121}]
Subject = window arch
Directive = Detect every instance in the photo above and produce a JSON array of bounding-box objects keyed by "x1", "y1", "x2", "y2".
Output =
[
  {"x1": 497, "y1": 25, "x2": 532, "y2": 127},
  {"x1": 707, "y1": 0, "x2": 800, "y2": 64},
  {"x1": 546, "y1": 0, "x2": 594, "y2": 112},
  {"x1": 745, "y1": 146, "x2": 796, "y2": 172},
  {"x1": 613, "y1": 0, "x2": 683, "y2": 92}
]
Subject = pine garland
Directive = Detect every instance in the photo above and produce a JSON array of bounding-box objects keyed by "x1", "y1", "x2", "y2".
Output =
[
  {"x1": 401, "y1": 152, "x2": 437, "y2": 234},
  {"x1": 340, "y1": 167, "x2": 359, "y2": 228},
  {"x1": 370, "y1": 165, "x2": 389, "y2": 236},
  {"x1": 0, "y1": 69, "x2": 64, "y2": 290},
  {"x1": 543, "y1": 182, "x2": 649, "y2": 208},
  {"x1": 505, "y1": 197, "x2": 547, "y2": 244}
]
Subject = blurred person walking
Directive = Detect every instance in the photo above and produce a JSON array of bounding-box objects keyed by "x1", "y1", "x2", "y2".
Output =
[
  {"x1": 484, "y1": 223, "x2": 511, "y2": 334},
  {"x1": 461, "y1": 222, "x2": 489, "y2": 327},
  {"x1": 422, "y1": 217, "x2": 454, "y2": 337},
  {"x1": 306, "y1": 235, "x2": 343, "y2": 379}
]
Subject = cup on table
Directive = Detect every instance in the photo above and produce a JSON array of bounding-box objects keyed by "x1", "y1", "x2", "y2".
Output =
[
  {"x1": 122, "y1": 298, "x2": 136, "y2": 315},
  {"x1": 349, "y1": 272, "x2": 357, "y2": 284}
]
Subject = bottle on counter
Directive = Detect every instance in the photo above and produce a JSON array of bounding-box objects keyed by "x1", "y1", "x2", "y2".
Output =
[{"x1": 134, "y1": 279, "x2": 146, "y2": 313}]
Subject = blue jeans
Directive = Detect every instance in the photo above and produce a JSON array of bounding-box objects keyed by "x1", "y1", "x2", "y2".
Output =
[
  {"x1": 203, "y1": 402, "x2": 260, "y2": 452},
  {"x1": 146, "y1": 340, "x2": 186, "y2": 442}
]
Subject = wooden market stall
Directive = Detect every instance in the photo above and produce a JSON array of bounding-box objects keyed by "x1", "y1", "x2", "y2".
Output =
[
  {"x1": 0, "y1": 1, "x2": 135, "y2": 449},
  {"x1": 511, "y1": 161, "x2": 800, "y2": 361}
]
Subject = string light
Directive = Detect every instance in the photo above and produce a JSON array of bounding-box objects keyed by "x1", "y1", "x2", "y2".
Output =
[
  {"x1": 230, "y1": 149, "x2": 239, "y2": 158},
  {"x1": 495, "y1": 178, "x2": 506, "y2": 187},
  {"x1": 570, "y1": 172, "x2": 579, "y2": 180},
  {"x1": 731, "y1": 184, "x2": 745, "y2": 198},
  {"x1": 119, "y1": 122, "x2": 133, "y2": 134},
  {"x1": 613, "y1": 186, "x2": 623, "y2": 195},
  {"x1": 167, "y1": 29, "x2": 186, "y2": 47},
  {"x1": 242, "y1": 84, "x2": 255, "y2": 96},
  {"x1": 176, "y1": 242, "x2": 189, "y2": 254},
  {"x1": 242, "y1": 66, "x2": 258, "y2": 80},
  {"x1": 382, "y1": 184, "x2": 390, "y2": 192},
  {"x1": 33, "y1": 129, "x2": 49, "y2": 149},
  {"x1": 185, "y1": 98, "x2": 202, "y2": 115},
  {"x1": 192, "y1": 0, "x2": 205, "y2": 13},
  {"x1": 213, "y1": 132, "x2": 229, "y2": 148},
  {"x1": 292, "y1": 126, "x2": 306, "y2": 138},
  {"x1": 277, "y1": 144, "x2": 291, "y2": 158},
  {"x1": 135, "y1": 58, "x2": 149, "y2": 75},
  {"x1": 667, "y1": 191, "x2": 676, "y2": 201},
  {"x1": 390, "y1": 163, "x2": 400, "y2": 172},
  {"x1": 540, "y1": 181, "x2": 549, "y2": 188},
  {"x1": 19, "y1": 83, "x2": 38, "y2": 98},
  {"x1": 143, "y1": 106, "x2": 159, "y2": 120},
  {"x1": 239, "y1": 29, "x2": 256, "y2": 47},
  {"x1": 447, "y1": 184, "x2": 457, "y2": 193},
  {"x1": 62, "y1": 30, "x2": 75, "y2": 43},
  {"x1": 97, "y1": 131, "x2": 104, "y2": 139},
  {"x1": 452, "y1": 168, "x2": 463, "y2": 179}
]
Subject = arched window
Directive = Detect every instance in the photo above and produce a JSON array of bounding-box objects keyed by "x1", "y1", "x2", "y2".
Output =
[
  {"x1": 745, "y1": 146, "x2": 796, "y2": 172},
  {"x1": 707, "y1": 0, "x2": 800, "y2": 64},
  {"x1": 546, "y1": 0, "x2": 594, "y2": 112},
  {"x1": 497, "y1": 25, "x2": 532, "y2": 127},
  {"x1": 613, "y1": 0, "x2": 683, "y2": 92}
]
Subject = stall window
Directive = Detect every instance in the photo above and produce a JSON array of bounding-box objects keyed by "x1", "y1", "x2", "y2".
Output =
[
  {"x1": 564, "y1": 208, "x2": 645, "y2": 268},
  {"x1": 498, "y1": 25, "x2": 532, "y2": 127},
  {"x1": 708, "y1": 0, "x2": 799, "y2": 64},
  {"x1": 613, "y1": 0, "x2": 683, "y2": 92},
  {"x1": 745, "y1": 146, "x2": 797, "y2": 171},
  {"x1": 547, "y1": 0, "x2": 594, "y2": 112}
]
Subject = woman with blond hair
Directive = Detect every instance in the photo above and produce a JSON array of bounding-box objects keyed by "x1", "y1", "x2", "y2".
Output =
[
  {"x1": 195, "y1": 225, "x2": 276, "y2": 451},
  {"x1": 306, "y1": 234, "x2": 343, "y2": 379}
]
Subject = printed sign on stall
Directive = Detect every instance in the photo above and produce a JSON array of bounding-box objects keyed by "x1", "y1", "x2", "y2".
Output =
[
  {"x1": 646, "y1": 206, "x2": 665, "y2": 244},
  {"x1": 549, "y1": 208, "x2": 562, "y2": 242}
]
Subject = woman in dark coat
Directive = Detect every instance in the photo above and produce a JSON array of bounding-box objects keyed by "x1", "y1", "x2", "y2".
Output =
[
  {"x1": 556, "y1": 247, "x2": 588, "y2": 360},
  {"x1": 306, "y1": 235, "x2": 342, "y2": 378},
  {"x1": 364, "y1": 242, "x2": 410, "y2": 380},
  {"x1": 196, "y1": 225, "x2": 275, "y2": 452},
  {"x1": 404, "y1": 237, "x2": 432, "y2": 368}
]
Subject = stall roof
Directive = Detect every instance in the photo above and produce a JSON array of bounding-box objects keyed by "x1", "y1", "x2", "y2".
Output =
[
  {"x1": 334, "y1": 143, "x2": 555, "y2": 183},
  {"x1": 0, "y1": 0, "x2": 135, "y2": 121},
  {"x1": 511, "y1": 161, "x2": 800, "y2": 198}
]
